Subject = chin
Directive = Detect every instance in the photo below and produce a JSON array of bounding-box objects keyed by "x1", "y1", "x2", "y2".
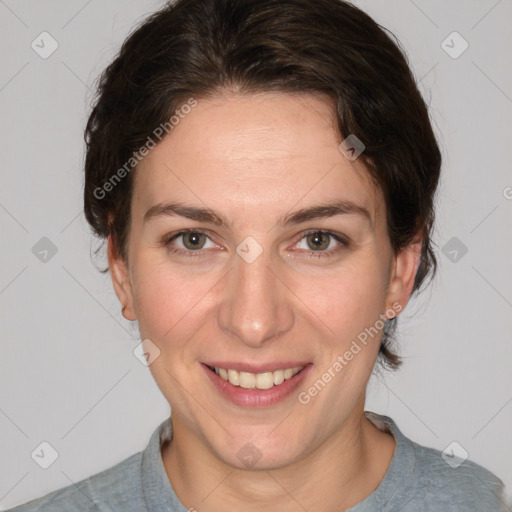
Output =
[{"x1": 209, "y1": 428, "x2": 308, "y2": 472}]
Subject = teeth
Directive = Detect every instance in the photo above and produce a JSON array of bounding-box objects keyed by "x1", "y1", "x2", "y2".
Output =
[
  {"x1": 273, "y1": 369, "x2": 284, "y2": 385},
  {"x1": 213, "y1": 366, "x2": 303, "y2": 389},
  {"x1": 256, "y1": 372, "x2": 274, "y2": 390},
  {"x1": 227, "y1": 369, "x2": 240, "y2": 386},
  {"x1": 284, "y1": 368, "x2": 294, "y2": 379},
  {"x1": 239, "y1": 371, "x2": 256, "y2": 388}
]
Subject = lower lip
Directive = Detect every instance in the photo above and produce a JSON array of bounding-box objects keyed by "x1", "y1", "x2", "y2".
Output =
[{"x1": 202, "y1": 363, "x2": 313, "y2": 408}]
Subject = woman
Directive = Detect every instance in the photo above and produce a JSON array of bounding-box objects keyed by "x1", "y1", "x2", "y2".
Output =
[{"x1": 9, "y1": 0, "x2": 509, "y2": 510}]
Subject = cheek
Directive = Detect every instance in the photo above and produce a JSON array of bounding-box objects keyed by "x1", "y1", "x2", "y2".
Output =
[
  {"x1": 132, "y1": 266, "x2": 179, "y2": 337},
  {"x1": 130, "y1": 257, "x2": 218, "y2": 349},
  {"x1": 294, "y1": 260, "x2": 390, "y2": 341},
  {"x1": 130, "y1": 265, "x2": 210, "y2": 395}
]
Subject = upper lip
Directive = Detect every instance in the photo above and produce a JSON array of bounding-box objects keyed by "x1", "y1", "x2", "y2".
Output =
[{"x1": 203, "y1": 361, "x2": 311, "y2": 373}]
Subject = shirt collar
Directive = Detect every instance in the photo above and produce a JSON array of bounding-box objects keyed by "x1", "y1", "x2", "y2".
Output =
[
  {"x1": 139, "y1": 412, "x2": 415, "y2": 511},
  {"x1": 347, "y1": 411, "x2": 417, "y2": 511},
  {"x1": 141, "y1": 416, "x2": 187, "y2": 512}
]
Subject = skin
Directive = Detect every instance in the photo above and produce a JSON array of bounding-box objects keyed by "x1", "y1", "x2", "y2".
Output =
[{"x1": 109, "y1": 91, "x2": 421, "y2": 511}]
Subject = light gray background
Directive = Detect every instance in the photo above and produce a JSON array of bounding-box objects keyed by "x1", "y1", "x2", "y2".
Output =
[{"x1": 1, "y1": 0, "x2": 511, "y2": 508}]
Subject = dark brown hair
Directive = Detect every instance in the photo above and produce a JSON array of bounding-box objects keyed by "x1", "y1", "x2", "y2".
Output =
[{"x1": 84, "y1": 0, "x2": 441, "y2": 370}]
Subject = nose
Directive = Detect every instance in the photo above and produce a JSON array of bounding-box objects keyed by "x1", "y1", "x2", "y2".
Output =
[{"x1": 216, "y1": 247, "x2": 295, "y2": 348}]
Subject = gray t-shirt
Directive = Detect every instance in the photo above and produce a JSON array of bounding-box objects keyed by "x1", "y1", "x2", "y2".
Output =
[{"x1": 6, "y1": 411, "x2": 510, "y2": 511}]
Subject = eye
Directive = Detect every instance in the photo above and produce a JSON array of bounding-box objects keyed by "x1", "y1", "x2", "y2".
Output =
[
  {"x1": 162, "y1": 229, "x2": 347, "y2": 259},
  {"x1": 293, "y1": 230, "x2": 348, "y2": 256},
  {"x1": 164, "y1": 229, "x2": 217, "y2": 253}
]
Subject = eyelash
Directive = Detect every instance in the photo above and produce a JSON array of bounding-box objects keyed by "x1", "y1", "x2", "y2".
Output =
[{"x1": 162, "y1": 228, "x2": 349, "y2": 259}]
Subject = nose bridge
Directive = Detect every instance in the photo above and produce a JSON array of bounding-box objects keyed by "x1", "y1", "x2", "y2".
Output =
[{"x1": 217, "y1": 248, "x2": 294, "y2": 347}]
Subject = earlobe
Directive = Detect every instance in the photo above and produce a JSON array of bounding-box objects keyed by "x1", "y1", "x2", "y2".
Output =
[
  {"x1": 385, "y1": 238, "x2": 422, "y2": 314},
  {"x1": 107, "y1": 235, "x2": 137, "y2": 321}
]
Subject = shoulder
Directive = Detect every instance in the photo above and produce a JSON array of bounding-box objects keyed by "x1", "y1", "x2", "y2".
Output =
[
  {"x1": 365, "y1": 412, "x2": 510, "y2": 511},
  {"x1": 409, "y1": 442, "x2": 509, "y2": 510},
  {"x1": 5, "y1": 452, "x2": 145, "y2": 512}
]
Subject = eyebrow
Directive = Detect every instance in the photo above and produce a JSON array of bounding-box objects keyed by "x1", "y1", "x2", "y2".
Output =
[
  {"x1": 143, "y1": 200, "x2": 372, "y2": 227},
  {"x1": 281, "y1": 201, "x2": 372, "y2": 227}
]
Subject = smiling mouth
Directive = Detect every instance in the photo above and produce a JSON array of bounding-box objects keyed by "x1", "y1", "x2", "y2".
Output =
[{"x1": 206, "y1": 365, "x2": 305, "y2": 390}]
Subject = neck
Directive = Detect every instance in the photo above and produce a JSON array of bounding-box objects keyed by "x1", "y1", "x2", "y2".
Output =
[{"x1": 161, "y1": 410, "x2": 395, "y2": 511}]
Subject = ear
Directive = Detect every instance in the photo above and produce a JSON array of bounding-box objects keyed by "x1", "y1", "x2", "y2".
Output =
[
  {"x1": 108, "y1": 234, "x2": 137, "y2": 321},
  {"x1": 384, "y1": 237, "x2": 422, "y2": 317}
]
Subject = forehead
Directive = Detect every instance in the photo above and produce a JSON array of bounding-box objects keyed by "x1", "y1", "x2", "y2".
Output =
[{"x1": 133, "y1": 92, "x2": 383, "y2": 226}]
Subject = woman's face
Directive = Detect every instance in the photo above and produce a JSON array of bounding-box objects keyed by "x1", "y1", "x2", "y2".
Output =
[{"x1": 110, "y1": 92, "x2": 419, "y2": 469}]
